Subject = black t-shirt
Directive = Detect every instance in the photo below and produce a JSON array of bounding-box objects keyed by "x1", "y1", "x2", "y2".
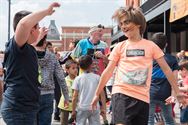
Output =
[
  {"x1": 2, "y1": 37, "x2": 40, "y2": 112},
  {"x1": 150, "y1": 53, "x2": 179, "y2": 101}
]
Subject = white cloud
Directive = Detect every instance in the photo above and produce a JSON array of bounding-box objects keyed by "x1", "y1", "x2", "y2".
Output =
[
  {"x1": 11, "y1": 1, "x2": 40, "y2": 15},
  {"x1": 61, "y1": 0, "x2": 123, "y2": 4},
  {"x1": 0, "y1": 1, "x2": 8, "y2": 50},
  {"x1": 0, "y1": 0, "x2": 125, "y2": 50},
  {"x1": 0, "y1": 15, "x2": 8, "y2": 50},
  {"x1": 116, "y1": 0, "x2": 126, "y2": 6}
]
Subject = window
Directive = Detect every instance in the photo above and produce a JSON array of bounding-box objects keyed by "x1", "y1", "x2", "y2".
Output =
[{"x1": 140, "y1": 0, "x2": 148, "y2": 6}]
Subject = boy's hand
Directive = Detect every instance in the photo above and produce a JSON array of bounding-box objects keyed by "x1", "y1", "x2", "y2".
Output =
[
  {"x1": 47, "y1": 2, "x2": 61, "y2": 16},
  {"x1": 91, "y1": 95, "x2": 99, "y2": 111},
  {"x1": 33, "y1": 27, "x2": 48, "y2": 46},
  {"x1": 165, "y1": 96, "x2": 176, "y2": 105},
  {"x1": 94, "y1": 51, "x2": 105, "y2": 59},
  {"x1": 100, "y1": 108, "x2": 106, "y2": 117},
  {"x1": 39, "y1": 27, "x2": 48, "y2": 39},
  {"x1": 64, "y1": 100, "x2": 69, "y2": 109},
  {"x1": 0, "y1": 68, "x2": 4, "y2": 77},
  {"x1": 71, "y1": 111, "x2": 76, "y2": 119}
]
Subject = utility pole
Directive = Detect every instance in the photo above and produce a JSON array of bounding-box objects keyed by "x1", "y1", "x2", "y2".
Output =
[{"x1": 8, "y1": 0, "x2": 11, "y2": 41}]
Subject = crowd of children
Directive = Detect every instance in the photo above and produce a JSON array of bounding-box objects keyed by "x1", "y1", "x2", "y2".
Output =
[{"x1": 0, "y1": 2, "x2": 188, "y2": 125}]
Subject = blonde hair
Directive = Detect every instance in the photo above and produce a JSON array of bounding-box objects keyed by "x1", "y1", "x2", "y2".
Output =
[{"x1": 112, "y1": 6, "x2": 146, "y2": 35}]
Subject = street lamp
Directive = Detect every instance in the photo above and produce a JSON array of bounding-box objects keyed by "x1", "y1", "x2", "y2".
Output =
[{"x1": 7, "y1": 0, "x2": 11, "y2": 41}]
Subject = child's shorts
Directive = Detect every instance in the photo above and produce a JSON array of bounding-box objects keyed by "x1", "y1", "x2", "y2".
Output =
[
  {"x1": 111, "y1": 93, "x2": 149, "y2": 125},
  {"x1": 76, "y1": 109, "x2": 100, "y2": 125},
  {"x1": 180, "y1": 106, "x2": 188, "y2": 123}
]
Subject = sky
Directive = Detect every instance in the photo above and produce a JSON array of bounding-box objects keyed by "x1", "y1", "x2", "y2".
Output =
[{"x1": 0, "y1": 0, "x2": 125, "y2": 50}]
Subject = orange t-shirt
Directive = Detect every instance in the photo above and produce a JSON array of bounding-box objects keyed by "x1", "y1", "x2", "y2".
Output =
[{"x1": 109, "y1": 39, "x2": 164, "y2": 103}]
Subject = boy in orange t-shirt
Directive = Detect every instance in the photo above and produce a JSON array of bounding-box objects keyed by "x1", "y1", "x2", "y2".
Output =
[{"x1": 91, "y1": 6, "x2": 187, "y2": 125}]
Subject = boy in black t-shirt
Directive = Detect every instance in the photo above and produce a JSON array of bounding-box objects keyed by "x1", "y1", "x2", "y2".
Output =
[{"x1": 1, "y1": 3, "x2": 60, "y2": 125}]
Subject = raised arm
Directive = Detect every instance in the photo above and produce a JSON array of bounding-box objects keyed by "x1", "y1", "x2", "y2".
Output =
[
  {"x1": 32, "y1": 27, "x2": 48, "y2": 46},
  {"x1": 15, "y1": 2, "x2": 60, "y2": 47}
]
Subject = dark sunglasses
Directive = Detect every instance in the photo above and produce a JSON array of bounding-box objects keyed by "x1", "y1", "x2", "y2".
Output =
[{"x1": 97, "y1": 24, "x2": 105, "y2": 29}]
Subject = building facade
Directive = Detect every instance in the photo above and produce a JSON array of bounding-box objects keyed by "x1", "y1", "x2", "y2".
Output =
[
  {"x1": 61, "y1": 26, "x2": 112, "y2": 51},
  {"x1": 48, "y1": 26, "x2": 112, "y2": 51}
]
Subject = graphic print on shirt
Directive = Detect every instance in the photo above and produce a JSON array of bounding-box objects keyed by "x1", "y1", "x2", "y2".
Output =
[
  {"x1": 121, "y1": 68, "x2": 148, "y2": 85},
  {"x1": 126, "y1": 49, "x2": 145, "y2": 57},
  {"x1": 120, "y1": 49, "x2": 148, "y2": 85}
]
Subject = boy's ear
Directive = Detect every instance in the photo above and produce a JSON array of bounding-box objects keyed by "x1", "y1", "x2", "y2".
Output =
[
  {"x1": 65, "y1": 68, "x2": 69, "y2": 73},
  {"x1": 31, "y1": 27, "x2": 35, "y2": 34}
]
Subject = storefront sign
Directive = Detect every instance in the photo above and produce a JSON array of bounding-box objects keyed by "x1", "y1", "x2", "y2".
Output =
[{"x1": 170, "y1": 0, "x2": 188, "y2": 22}]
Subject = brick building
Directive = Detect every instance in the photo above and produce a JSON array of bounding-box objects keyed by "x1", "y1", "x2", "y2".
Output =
[{"x1": 48, "y1": 26, "x2": 112, "y2": 51}]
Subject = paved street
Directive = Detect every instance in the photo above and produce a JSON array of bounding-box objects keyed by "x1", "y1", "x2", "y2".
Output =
[
  {"x1": 0, "y1": 103, "x2": 182, "y2": 125},
  {"x1": 52, "y1": 103, "x2": 181, "y2": 125}
]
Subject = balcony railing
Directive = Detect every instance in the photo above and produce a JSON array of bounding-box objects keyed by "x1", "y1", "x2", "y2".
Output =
[{"x1": 140, "y1": 0, "x2": 168, "y2": 14}]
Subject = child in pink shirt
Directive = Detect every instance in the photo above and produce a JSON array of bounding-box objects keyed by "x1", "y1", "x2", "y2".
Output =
[
  {"x1": 179, "y1": 60, "x2": 188, "y2": 125},
  {"x1": 91, "y1": 6, "x2": 187, "y2": 125}
]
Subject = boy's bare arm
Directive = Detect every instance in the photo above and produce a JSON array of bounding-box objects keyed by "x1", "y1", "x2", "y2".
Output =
[
  {"x1": 0, "y1": 81, "x2": 3, "y2": 101},
  {"x1": 99, "y1": 90, "x2": 106, "y2": 113},
  {"x1": 91, "y1": 60, "x2": 116, "y2": 110},
  {"x1": 72, "y1": 90, "x2": 78, "y2": 118},
  {"x1": 0, "y1": 72, "x2": 3, "y2": 101},
  {"x1": 94, "y1": 51, "x2": 109, "y2": 64},
  {"x1": 165, "y1": 70, "x2": 178, "y2": 105},
  {"x1": 0, "y1": 68, "x2": 3, "y2": 77},
  {"x1": 156, "y1": 57, "x2": 188, "y2": 107},
  {"x1": 32, "y1": 27, "x2": 48, "y2": 46},
  {"x1": 54, "y1": 58, "x2": 69, "y2": 101},
  {"x1": 156, "y1": 57, "x2": 180, "y2": 95},
  {"x1": 171, "y1": 70, "x2": 178, "y2": 97},
  {"x1": 15, "y1": 2, "x2": 60, "y2": 47},
  {"x1": 95, "y1": 60, "x2": 116, "y2": 97}
]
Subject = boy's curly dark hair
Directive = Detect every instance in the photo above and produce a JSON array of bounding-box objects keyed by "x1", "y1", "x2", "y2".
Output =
[{"x1": 79, "y1": 55, "x2": 92, "y2": 70}]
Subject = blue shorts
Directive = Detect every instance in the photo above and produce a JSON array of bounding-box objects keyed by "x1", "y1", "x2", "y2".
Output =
[{"x1": 180, "y1": 106, "x2": 188, "y2": 123}]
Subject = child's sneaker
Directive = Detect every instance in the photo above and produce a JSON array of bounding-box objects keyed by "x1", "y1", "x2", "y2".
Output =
[
  {"x1": 68, "y1": 117, "x2": 75, "y2": 124},
  {"x1": 103, "y1": 119, "x2": 108, "y2": 125},
  {"x1": 53, "y1": 115, "x2": 60, "y2": 121}
]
